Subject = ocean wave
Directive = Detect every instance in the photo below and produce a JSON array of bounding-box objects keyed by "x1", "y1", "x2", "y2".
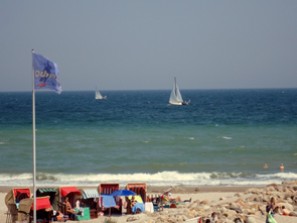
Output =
[{"x1": 1, "y1": 171, "x2": 296, "y2": 187}]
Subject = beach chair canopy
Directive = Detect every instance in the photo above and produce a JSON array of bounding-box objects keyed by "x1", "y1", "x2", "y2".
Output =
[
  {"x1": 126, "y1": 183, "x2": 146, "y2": 202},
  {"x1": 98, "y1": 183, "x2": 119, "y2": 195},
  {"x1": 18, "y1": 196, "x2": 52, "y2": 214},
  {"x1": 34, "y1": 196, "x2": 52, "y2": 211},
  {"x1": 37, "y1": 187, "x2": 58, "y2": 209},
  {"x1": 37, "y1": 187, "x2": 57, "y2": 195},
  {"x1": 5, "y1": 188, "x2": 31, "y2": 206},
  {"x1": 80, "y1": 188, "x2": 100, "y2": 199},
  {"x1": 14, "y1": 188, "x2": 31, "y2": 203},
  {"x1": 59, "y1": 186, "x2": 81, "y2": 197},
  {"x1": 126, "y1": 183, "x2": 147, "y2": 192}
]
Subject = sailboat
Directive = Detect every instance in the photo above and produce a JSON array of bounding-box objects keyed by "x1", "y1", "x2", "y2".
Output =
[
  {"x1": 169, "y1": 77, "x2": 190, "y2": 105},
  {"x1": 95, "y1": 88, "x2": 107, "y2": 100}
]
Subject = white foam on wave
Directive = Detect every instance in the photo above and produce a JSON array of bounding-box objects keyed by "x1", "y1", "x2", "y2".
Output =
[
  {"x1": 1, "y1": 171, "x2": 296, "y2": 187},
  {"x1": 256, "y1": 172, "x2": 297, "y2": 179},
  {"x1": 1, "y1": 173, "x2": 32, "y2": 180},
  {"x1": 222, "y1": 136, "x2": 232, "y2": 140}
]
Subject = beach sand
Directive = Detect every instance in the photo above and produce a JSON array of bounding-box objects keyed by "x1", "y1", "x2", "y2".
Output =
[{"x1": 0, "y1": 182, "x2": 296, "y2": 223}]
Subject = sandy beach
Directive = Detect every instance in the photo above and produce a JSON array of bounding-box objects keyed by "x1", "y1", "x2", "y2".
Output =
[{"x1": 1, "y1": 182, "x2": 297, "y2": 223}]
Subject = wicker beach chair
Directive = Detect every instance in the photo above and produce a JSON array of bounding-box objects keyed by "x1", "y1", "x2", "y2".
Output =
[
  {"x1": 5, "y1": 204, "x2": 18, "y2": 223},
  {"x1": 126, "y1": 183, "x2": 147, "y2": 204},
  {"x1": 18, "y1": 198, "x2": 33, "y2": 223},
  {"x1": 5, "y1": 188, "x2": 31, "y2": 223}
]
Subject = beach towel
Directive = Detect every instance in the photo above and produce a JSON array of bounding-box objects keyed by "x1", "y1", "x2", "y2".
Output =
[{"x1": 266, "y1": 213, "x2": 277, "y2": 223}]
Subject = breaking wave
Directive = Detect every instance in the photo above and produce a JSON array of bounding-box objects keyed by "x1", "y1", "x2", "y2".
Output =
[{"x1": 1, "y1": 171, "x2": 296, "y2": 187}]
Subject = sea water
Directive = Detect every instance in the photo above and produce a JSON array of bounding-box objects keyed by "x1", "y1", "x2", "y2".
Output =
[{"x1": 0, "y1": 89, "x2": 296, "y2": 187}]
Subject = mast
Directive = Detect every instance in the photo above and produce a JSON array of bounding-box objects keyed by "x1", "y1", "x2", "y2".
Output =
[{"x1": 32, "y1": 49, "x2": 37, "y2": 223}]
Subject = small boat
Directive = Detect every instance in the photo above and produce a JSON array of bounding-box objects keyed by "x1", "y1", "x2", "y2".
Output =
[
  {"x1": 169, "y1": 77, "x2": 190, "y2": 105},
  {"x1": 95, "y1": 88, "x2": 107, "y2": 100}
]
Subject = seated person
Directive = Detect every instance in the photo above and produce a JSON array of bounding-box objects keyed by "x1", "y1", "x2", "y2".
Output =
[
  {"x1": 161, "y1": 193, "x2": 169, "y2": 205},
  {"x1": 64, "y1": 197, "x2": 77, "y2": 219},
  {"x1": 53, "y1": 210, "x2": 67, "y2": 222},
  {"x1": 125, "y1": 197, "x2": 132, "y2": 214},
  {"x1": 75, "y1": 199, "x2": 81, "y2": 209},
  {"x1": 126, "y1": 196, "x2": 137, "y2": 214},
  {"x1": 75, "y1": 199, "x2": 83, "y2": 215},
  {"x1": 130, "y1": 196, "x2": 144, "y2": 214},
  {"x1": 131, "y1": 196, "x2": 137, "y2": 207},
  {"x1": 280, "y1": 205, "x2": 297, "y2": 216},
  {"x1": 168, "y1": 192, "x2": 181, "y2": 203}
]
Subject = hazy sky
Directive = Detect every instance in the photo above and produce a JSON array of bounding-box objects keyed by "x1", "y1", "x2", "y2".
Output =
[{"x1": 1, "y1": 0, "x2": 297, "y2": 91}]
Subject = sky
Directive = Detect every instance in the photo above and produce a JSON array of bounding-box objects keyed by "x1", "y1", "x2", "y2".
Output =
[{"x1": 1, "y1": 0, "x2": 297, "y2": 91}]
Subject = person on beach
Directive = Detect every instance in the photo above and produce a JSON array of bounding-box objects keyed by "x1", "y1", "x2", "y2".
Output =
[
  {"x1": 279, "y1": 205, "x2": 297, "y2": 216},
  {"x1": 53, "y1": 210, "x2": 66, "y2": 222},
  {"x1": 131, "y1": 196, "x2": 137, "y2": 207},
  {"x1": 75, "y1": 198, "x2": 84, "y2": 216},
  {"x1": 266, "y1": 197, "x2": 278, "y2": 223},
  {"x1": 75, "y1": 198, "x2": 81, "y2": 209},
  {"x1": 126, "y1": 196, "x2": 141, "y2": 214},
  {"x1": 125, "y1": 196, "x2": 135, "y2": 214},
  {"x1": 168, "y1": 192, "x2": 182, "y2": 203},
  {"x1": 266, "y1": 197, "x2": 277, "y2": 213},
  {"x1": 64, "y1": 197, "x2": 77, "y2": 219}
]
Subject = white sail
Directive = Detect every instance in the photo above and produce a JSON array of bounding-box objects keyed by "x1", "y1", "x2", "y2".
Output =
[
  {"x1": 169, "y1": 77, "x2": 189, "y2": 105},
  {"x1": 95, "y1": 88, "x2": 107, "y2": 100}
]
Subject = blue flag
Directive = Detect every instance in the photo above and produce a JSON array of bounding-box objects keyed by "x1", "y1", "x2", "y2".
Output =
[{"x1": 32, "y1": 52, "x2": 62, "y2": 94}]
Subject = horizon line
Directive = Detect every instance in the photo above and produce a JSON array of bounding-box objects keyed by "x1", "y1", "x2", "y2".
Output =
[{"x1": 0, "y1": 87, "x2": 296, "y2": 93}]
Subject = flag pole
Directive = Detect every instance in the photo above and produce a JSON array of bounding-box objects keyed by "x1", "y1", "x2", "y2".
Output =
[
  {"x1": 31, "y1": 51, "x2": 61, "y2": 222},
  {"x1": 32, "y1": 49, "x2": 37, "y2": 223}
]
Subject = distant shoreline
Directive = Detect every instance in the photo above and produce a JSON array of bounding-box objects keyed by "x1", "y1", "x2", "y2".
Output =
[{"x1": 0, "y1": 184, "x2": 258, "y2": 194}]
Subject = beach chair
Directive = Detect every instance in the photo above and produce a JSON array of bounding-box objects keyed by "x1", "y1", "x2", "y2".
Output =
[
  {"x1": 37, "y1": 187, "x2": 58, "y2": 210},
  {"x1": 126, "y1": 183, "x2": 147, "y2": 203},
  {"x1": 18, "y1": 198, "x2": 33, "y2": 223},
  {"x1": 34, "y1": 196, "x2": 54, "y2": 222},
  {"x1": 5, "y1": 188, "x2": 31, "y2": 223},
  {"x1": 80, "y1": 188, "x2": 100, "y2": 219},
  {"x1": 5, "y1": 204, "x2": 18, "y2": 223},
  {"x1": 98, "y1": 183, "x2": 121, "y2": 215},
  {"x1": 58, "y1": 186, "x2": 81, "y2": 220}
]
